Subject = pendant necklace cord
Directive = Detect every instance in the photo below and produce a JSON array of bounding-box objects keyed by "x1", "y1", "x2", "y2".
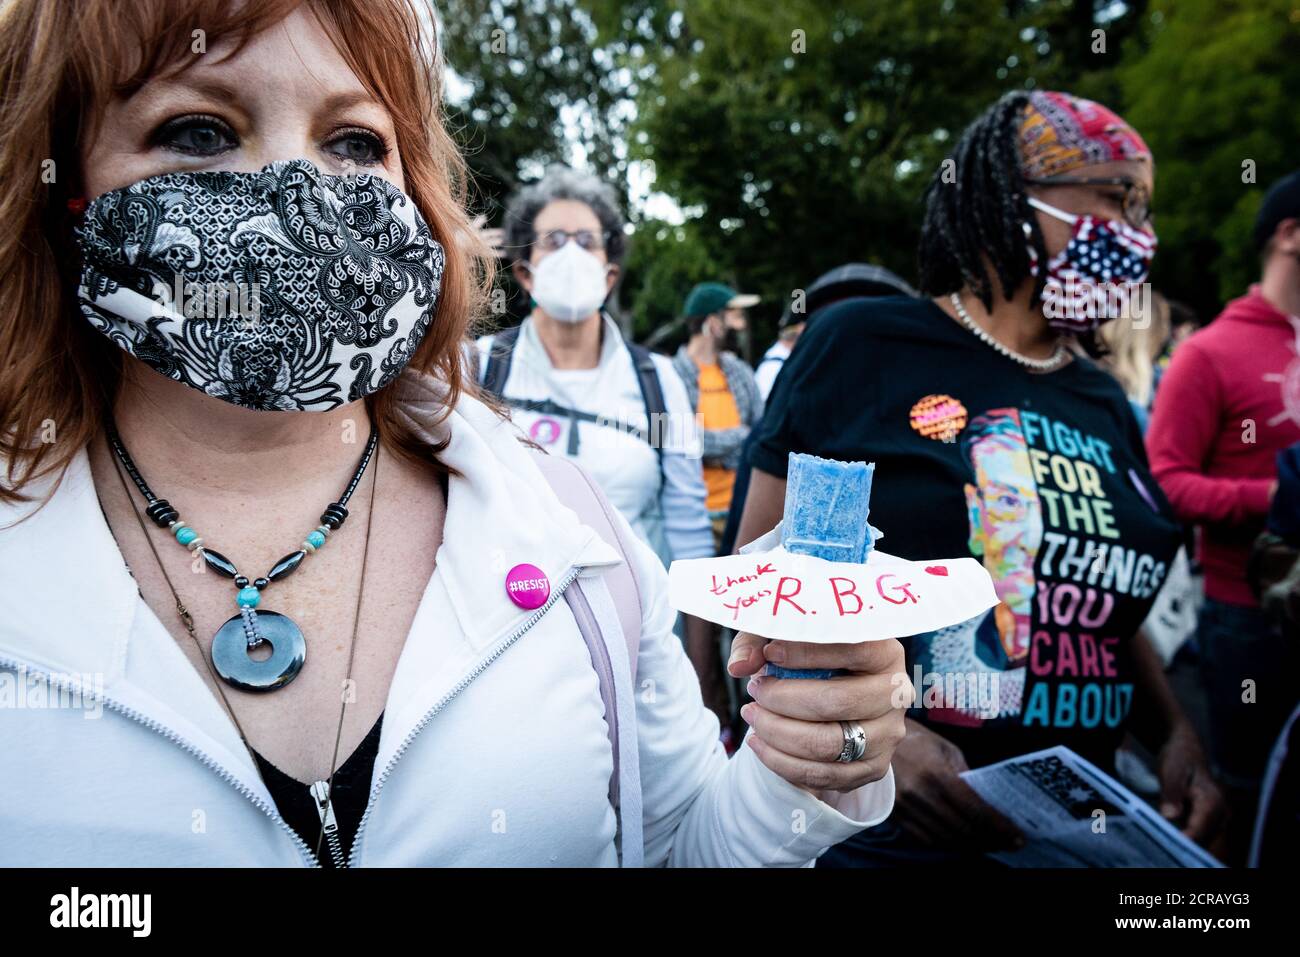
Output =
[
  {"x1": 107, "y1": 445, "x2": 254, "y2": 748},
  {"x1": 103, "y1": 431, "x2": 380, "y2": 864},
  {"x1": 316, "y1": 445, "x2": 378, "y2": 863}
]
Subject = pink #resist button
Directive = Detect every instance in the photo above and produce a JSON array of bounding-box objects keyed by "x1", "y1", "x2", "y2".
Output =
[{"x1": 505, "y1": 563, "x2": 550, "y2": 610}]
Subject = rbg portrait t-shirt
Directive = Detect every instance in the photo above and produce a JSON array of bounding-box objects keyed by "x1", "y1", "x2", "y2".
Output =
[{"x1": 752, "y1": 296, "x2": 1182, "y2": 770}]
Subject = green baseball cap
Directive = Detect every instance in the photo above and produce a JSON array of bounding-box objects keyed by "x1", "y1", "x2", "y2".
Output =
[{"x1": 683, "y1": 281, "x2": 760, "y2": 318}]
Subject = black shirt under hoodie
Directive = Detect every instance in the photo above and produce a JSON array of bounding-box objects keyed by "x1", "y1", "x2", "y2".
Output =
[
  {"x1": 252, "y1": 712, "x2": 383, "y2": 868},
  {"x1": 751, "y1": 295, "x2": 1181, "y2": 771}
]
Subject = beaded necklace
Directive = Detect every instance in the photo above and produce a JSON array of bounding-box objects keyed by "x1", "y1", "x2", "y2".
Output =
[{"x1": 106, "y1": 421, "x2": 379, "y2": 692}]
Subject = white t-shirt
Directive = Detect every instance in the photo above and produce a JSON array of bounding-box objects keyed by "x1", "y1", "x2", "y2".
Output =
[
  {"x1": 754, "y1": 339, "x2": 793, "y2": 402},
  {"x1": 475, "y1": 316, "x2": 713, "y2": 563}
]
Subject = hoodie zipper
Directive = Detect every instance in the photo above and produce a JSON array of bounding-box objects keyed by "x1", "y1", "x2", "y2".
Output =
[
  {"x1": 346, "y1": 565, "x2": 583, "y2": 866},
  {"x1": 309, "y1": 780, "x2": 347, "y2": 867},
  {"x1": 0, "y1": 654, "x2": 321, "y2": 867}
]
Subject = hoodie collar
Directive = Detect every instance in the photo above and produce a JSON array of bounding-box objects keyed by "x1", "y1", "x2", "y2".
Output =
[
  {"x1": 0, "y1": 449, "x2": 137, "y2": 683},
  {"x1": 390, "y1": 372, "x2": 622, "y2": 647}
]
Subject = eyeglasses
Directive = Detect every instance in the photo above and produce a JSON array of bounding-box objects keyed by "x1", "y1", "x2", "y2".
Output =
[
  {"x1": 533, "y1": 229, "x2": 609, "y2": 253},
  {"x1": 1024, "y1": 176, "x2": 1153, "y2": 229}
]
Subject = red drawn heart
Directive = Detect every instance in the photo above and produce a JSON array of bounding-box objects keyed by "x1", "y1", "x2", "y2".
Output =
[{"x1": 924, "y1": 565, "x2": 948, "y2": 576}]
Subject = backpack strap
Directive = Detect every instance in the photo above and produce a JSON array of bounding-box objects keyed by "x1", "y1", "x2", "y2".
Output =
[
  {"x1": 481, "y1": 323, "x2": 522, "y2": 397},
  {"x1": 533, "y1": 451, "x2": 643, "y2": 675},
  {"x1": 531, "y1": 450, "x2": 644, "y2": 867},
  {"x1": 626, "y1": 341, "x2": 667, "y2": 485}
]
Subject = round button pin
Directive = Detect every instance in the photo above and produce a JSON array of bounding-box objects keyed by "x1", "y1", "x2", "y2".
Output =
[{"x1": 505, "y1": 563, "x2": 550, "y2": 610}]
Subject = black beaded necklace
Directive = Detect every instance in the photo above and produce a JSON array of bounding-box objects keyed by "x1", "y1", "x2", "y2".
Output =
[{"x1": 106, "y1": 421, "x2": 379, "y2": 692}]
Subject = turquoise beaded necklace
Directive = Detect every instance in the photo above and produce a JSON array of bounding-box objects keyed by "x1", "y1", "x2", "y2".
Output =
[{"x1": 106, "y1": 422, "x2": 379, "y2": 692}]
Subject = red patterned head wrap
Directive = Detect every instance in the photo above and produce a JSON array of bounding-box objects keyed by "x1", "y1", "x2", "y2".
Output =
[{"x1": 1018, "y1": 91, "x2": 1150, "y2": 179}]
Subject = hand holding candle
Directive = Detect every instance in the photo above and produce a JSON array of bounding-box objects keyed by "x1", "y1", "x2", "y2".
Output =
[
  {"x1": 669, "y1": 451, "x2": 996, "y2": 795},
  {"x1": 727, "y1": 628, "x2": 908, "y2": 795},
  {"x1": 729, "y1": 452, "x2": 898, "y2": 794}
]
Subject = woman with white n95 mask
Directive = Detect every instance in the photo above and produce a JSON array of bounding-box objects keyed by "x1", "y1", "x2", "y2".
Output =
[{"x1": 475, "y1": 167, "x2": 734, "y2": 727}]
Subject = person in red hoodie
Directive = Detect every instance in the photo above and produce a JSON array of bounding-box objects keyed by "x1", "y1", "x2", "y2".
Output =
[{"x1": 1147, "y1": 169, "x2": 1300, "y2": 858}]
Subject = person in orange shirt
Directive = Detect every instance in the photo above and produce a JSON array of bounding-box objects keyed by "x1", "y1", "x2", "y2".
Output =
[{"x1": 672, "y1": 282, "x2": 763, "y2": 547}]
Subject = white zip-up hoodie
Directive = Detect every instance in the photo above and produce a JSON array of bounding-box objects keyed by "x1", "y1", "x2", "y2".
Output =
[{"x1": 0, "y1": 383, "x2": 893, "y2": 866}]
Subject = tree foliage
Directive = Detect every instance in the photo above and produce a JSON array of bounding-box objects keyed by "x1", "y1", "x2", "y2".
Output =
[
  {"x1": 1118, "y1": 0, "x2": 1300, "y2": 309},
  {"x1": 438, "y1": 0, "x2": 1298, "y2": 341},
  {"x1": 439, "y1": 0, "x2": 633, "y2": 219}
]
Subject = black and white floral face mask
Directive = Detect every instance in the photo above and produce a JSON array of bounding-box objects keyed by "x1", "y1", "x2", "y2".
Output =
[{"x1": 74, "y1": 159, "x2": 445, "y2": 411}]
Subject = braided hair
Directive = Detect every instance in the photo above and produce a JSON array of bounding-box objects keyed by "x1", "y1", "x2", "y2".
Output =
[{"x1": 918, "y1": 91, "x2": 1110, "y2": 357}]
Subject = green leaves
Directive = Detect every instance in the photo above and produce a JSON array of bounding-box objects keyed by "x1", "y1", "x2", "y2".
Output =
[
  {"x1": 440, "y1": 0, "x2": 1298, "y2": 338},
  {"x1": 622, "y1": 0, "x2": 1062, "y2": 338},
  {"x1": 1119, "y1": 0, "x2": 1300, "y2": 306}
]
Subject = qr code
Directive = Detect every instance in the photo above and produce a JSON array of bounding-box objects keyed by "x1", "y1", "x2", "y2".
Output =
[{"x1": 1009, "y1": 755, "x2": 1123, "y2": 820}]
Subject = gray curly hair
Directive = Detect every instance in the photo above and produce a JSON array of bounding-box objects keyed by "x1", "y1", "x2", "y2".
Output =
[{"x1": 503, "y1": 165, "x2": 627, "y2": 264}]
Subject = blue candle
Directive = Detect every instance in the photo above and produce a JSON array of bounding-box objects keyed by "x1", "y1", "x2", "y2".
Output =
[{"x1": 766, "y1": 452, "x2": 876, "y2": 679}]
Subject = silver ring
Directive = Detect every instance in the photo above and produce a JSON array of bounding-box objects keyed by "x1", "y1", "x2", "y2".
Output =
[{"x1": 837, "y1": 721, "x2": 868, "y2": 763}]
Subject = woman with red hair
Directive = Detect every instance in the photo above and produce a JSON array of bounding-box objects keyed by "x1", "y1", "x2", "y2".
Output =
[{"x1": 0, "y1": 0, "x2": 905, "y2": 866}]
